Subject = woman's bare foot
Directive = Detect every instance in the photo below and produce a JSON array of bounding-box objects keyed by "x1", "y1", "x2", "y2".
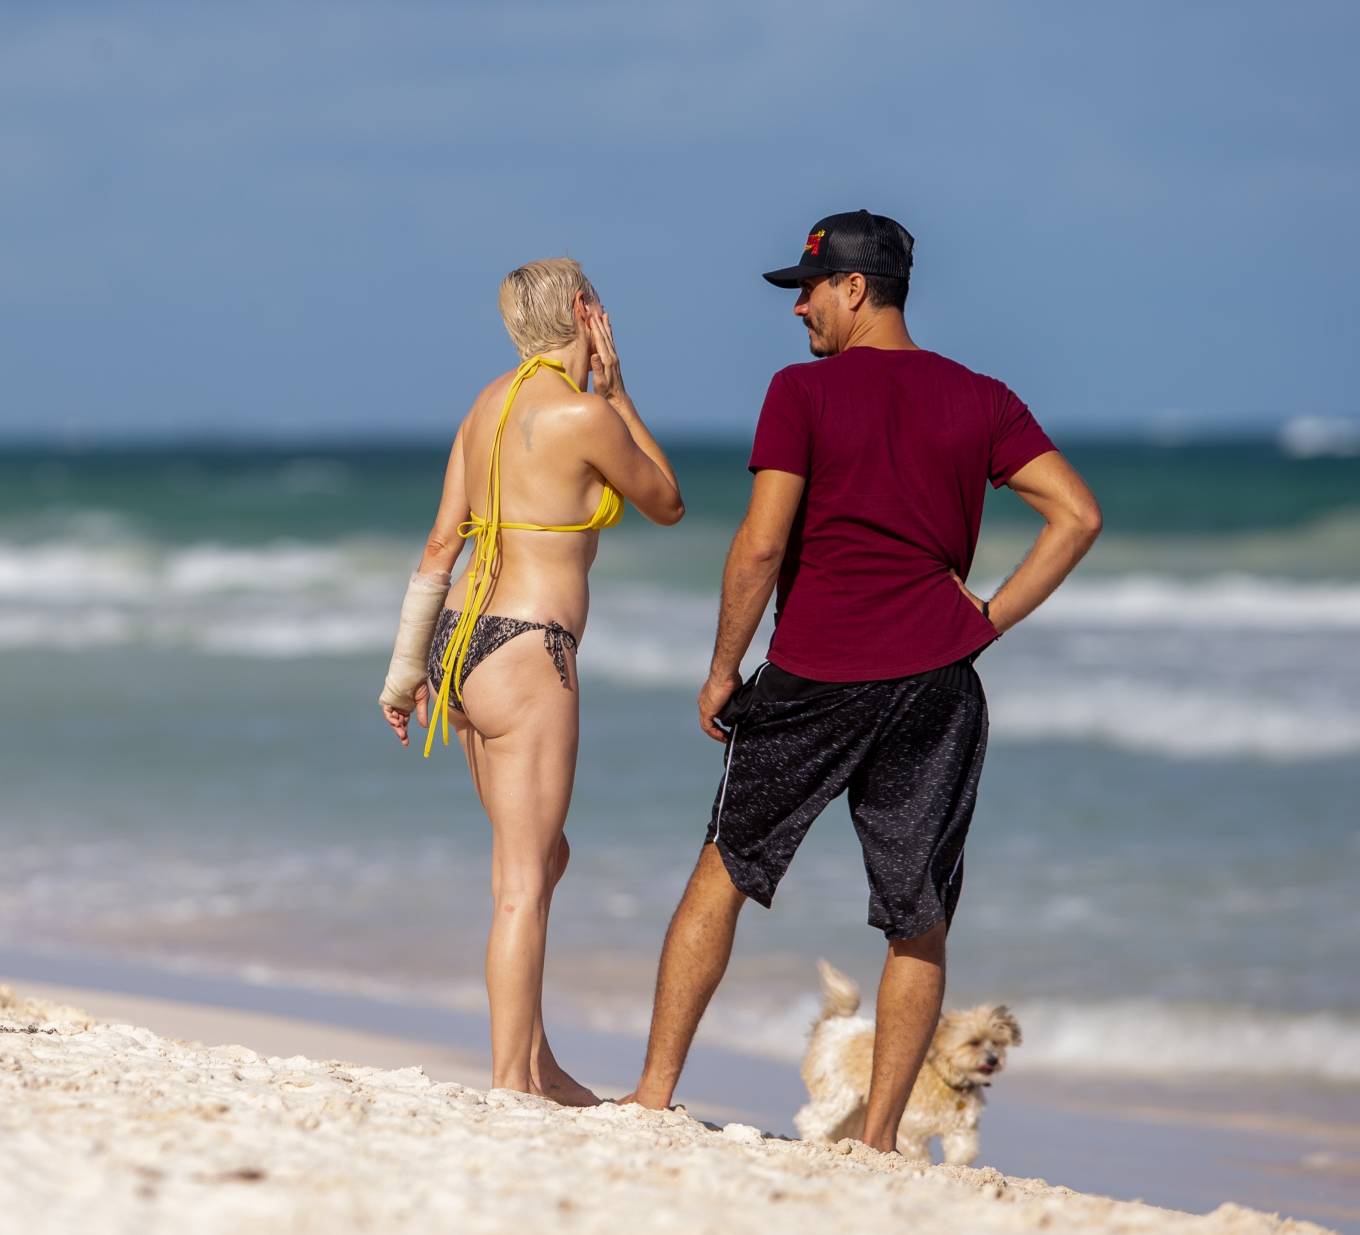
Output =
[
  {"x1": 532, "y1": 1060, "x2": 600, "y2": 1107},
  {"x1": 530, "y1": 1066, "x2": 595, "y2": 1104}
]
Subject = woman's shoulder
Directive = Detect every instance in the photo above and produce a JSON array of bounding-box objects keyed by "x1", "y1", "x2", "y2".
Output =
[
  {"x1": 456, "y1": 369, "x2": 518, "y2": 435},
  {"x1": 465, "y1": 364, "x2": 611, "y2": 451},
  {"x1": 538, "y1": 392, "x2": 630, "y2": 454},
  {"x1": 472, "y1": 368, "x2": 518, "y2": 410}
]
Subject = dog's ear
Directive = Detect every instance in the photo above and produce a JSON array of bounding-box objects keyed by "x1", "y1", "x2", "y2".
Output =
[
  {"x1": 926, "y1": 1009, "x2": 965, "y2": 1064},
  {"x1": 990, "y1": 1005, "x2": 1022, "y2": 1046}
]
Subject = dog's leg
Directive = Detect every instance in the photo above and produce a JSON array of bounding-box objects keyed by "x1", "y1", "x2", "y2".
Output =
[
  {"x1": 792, "y1": 1101, "x2": 821, "y2": 1141},
  {"x1": 940, "y1": 1128, "x2": 979, "y2": 1166},
  {"x1": 794, "y1": 1087, "x2": 865, "y2": 1145},
  {"x1": 895, "y1": 1133, "x2": 931, "y2": 1161}
]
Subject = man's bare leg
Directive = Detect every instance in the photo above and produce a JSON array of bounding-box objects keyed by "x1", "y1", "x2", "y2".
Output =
[
  {"x1": 859, "y1": 922, "x2": 947, "y2": 1152},
  {"x1": 626, "y1": 843, "x2": 747, "y2": 1108}
]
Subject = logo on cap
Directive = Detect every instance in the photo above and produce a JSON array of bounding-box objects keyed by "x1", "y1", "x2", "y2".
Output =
[{"x1": 803, "y1": 229, "x2": 826, "y2": 257}]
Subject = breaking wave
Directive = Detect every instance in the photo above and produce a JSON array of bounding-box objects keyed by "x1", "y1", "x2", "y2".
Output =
[
  {"x1": 3, "y1": 530, "x2": 1359, "y2": 759},
  {"x1": 691, "y1": 995, "x2": 1360, "y2": 1083}
]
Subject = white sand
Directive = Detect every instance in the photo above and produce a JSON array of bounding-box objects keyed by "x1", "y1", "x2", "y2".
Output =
[{"x1": 0, "y1": 984, "x2": 1334, "y2": 1235}]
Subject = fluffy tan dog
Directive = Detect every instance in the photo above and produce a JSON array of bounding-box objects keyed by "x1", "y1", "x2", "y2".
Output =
[{"x1": 793, "y1": 960, "x2": 1021, "y2": 1164}]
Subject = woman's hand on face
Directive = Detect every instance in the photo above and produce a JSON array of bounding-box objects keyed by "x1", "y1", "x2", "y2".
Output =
[
  {"x1": 380, "y1": 682, "x2": 430, "y2": 748},
  {"x1": 587, "y1": 307, "x2": 626, "y2": 405}
]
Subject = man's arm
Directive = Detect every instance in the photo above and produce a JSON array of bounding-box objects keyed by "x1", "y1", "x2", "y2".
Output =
[
  {"x1": 698, "y1": 468, "x2": 805, "y2": 741},
  {"x1": 957, "y1": 451, "x2": 1102, "y2": 632}
]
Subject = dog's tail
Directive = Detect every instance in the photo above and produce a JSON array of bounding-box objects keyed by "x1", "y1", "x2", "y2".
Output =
[{"x1": 813, "y1": 959, "x2": 861, "y2": 1022}]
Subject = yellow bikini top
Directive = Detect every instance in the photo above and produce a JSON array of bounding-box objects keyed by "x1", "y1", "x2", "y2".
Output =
[{"x1": 424, "y1": 355, "x2": 623, "y2": 755}]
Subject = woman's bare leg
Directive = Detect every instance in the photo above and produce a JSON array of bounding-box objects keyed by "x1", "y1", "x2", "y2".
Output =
[
  {"x1": 458, "y1": 724, "x2": 595, "y2": 1102},
  {"x1": 452, "y1": 635, "x2": 596, "y2": 1102},
  {"x1": 526, "y1": 835, "x2": 599, "y2": 1105}
]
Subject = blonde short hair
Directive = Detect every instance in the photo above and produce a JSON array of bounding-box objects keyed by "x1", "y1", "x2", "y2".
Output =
[{"x1": 498, "y1": 258, "x2": 598, "y2": 359}]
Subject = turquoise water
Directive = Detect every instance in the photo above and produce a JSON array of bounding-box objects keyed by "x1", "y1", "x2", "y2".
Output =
[
  {"x1": 2, "y1": 436, "x2": 1357, "y2": 1082},
  {"x1": 5, "y1": 438, "x2": 1359, "y2": 539}
]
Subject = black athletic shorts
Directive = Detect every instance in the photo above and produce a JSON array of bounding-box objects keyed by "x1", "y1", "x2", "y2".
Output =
[{"x1": 704, "y1": 657, "x2": 989, "y2": 941}]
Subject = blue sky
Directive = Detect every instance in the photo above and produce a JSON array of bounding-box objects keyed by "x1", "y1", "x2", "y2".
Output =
[{"x1": 2, "y1": 2, "x2": 1356, "y2": 441}]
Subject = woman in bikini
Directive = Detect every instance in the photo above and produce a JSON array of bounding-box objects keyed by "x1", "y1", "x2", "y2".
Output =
[{"x1": 377, "y1": 259, "x2": 683, "y2": 1104}]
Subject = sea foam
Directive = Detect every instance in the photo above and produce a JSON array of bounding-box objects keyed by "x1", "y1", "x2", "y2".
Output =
[
  {"x1": 4, "y1": 531, "x2": 1360, "y2": 759},
  {"x1": 597, "y1": 990, "x2": 1360, "y2": 1083}
]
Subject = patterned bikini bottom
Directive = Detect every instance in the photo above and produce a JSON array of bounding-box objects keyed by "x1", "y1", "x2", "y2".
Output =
[{"x1": 426, "y1": 608, "x2": 578, "y2": 713}]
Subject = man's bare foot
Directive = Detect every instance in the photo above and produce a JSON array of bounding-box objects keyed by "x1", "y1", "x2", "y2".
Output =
[
  {"x1": 618, "y1": 1087, "x2": 671, "y2": 1110},
  {"x1": 854, "y1": 1136, "x2": 898, "y2": 1155},
  {"x1": 531, "y1": 1061, "x2": 600, "y2": 1107}
]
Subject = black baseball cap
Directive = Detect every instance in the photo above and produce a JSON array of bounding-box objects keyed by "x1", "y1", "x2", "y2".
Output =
[{"x1": 762, "y1": 209, "x2": 915, "y2": 288}]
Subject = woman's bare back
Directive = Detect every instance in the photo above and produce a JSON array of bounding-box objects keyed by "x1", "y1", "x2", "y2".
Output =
[{"x1": 452, "y1": 365, "x2": 614, "y2": 637}]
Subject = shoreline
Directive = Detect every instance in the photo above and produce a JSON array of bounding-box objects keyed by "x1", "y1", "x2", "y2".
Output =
[{"x1": 2, "y1": 946, "x2": 1355, "y2": 1232}]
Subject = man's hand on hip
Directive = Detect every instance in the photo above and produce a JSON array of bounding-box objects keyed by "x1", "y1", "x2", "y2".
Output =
[
  {"x1": 950, "y1": 570, "x2": 1000, "y2": 633},
  {"x1": 699, "y1": 671, "x2": 743, "y2": 742}
]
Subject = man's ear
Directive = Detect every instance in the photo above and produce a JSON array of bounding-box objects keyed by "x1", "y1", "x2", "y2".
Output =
[{"x1": 844, "y1": 273, "x2": 868, "y2": 310}]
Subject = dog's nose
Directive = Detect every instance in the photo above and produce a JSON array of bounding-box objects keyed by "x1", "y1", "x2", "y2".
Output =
[{"x1": 984, "y1": 1053, "x2": 998, "y2": 1067}]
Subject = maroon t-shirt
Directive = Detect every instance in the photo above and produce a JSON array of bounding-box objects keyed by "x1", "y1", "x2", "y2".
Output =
[{"x1": 748, "y1": 346, "x2": 1056, "y2": 681}]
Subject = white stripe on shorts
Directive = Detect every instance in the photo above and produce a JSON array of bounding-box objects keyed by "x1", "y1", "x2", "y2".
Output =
[{"x1": 712, "y1": 663, "x2": 769, "y2": 844}]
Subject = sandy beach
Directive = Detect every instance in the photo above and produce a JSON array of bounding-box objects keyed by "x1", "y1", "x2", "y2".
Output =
[{"x1": 2, "y1": 981, "x2": 1337, "y2": 1235}]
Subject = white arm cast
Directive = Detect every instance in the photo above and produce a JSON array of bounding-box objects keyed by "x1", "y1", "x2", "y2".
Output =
[{"x1": 378, "y1": 570, "x2": 451, "y2": 711}]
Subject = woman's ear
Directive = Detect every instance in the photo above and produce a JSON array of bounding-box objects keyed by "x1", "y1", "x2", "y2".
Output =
[{"x1": 572, "y1": 290, "x2": 591, "y2": 323}]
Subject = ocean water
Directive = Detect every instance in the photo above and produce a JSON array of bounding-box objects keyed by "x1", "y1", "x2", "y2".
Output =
[{"x1": 1, "y1": 437, "x2": 1357, "y2": 1086}]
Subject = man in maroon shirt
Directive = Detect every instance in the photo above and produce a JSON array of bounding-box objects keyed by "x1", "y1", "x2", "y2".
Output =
[{"x1": 626, "y1": 210, "x2": 1102, "y2": 1152}]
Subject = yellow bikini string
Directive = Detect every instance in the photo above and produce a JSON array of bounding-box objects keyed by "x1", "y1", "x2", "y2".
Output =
[{"x1": 423, "y1": 355, "x2": 582, "y2": 757}]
